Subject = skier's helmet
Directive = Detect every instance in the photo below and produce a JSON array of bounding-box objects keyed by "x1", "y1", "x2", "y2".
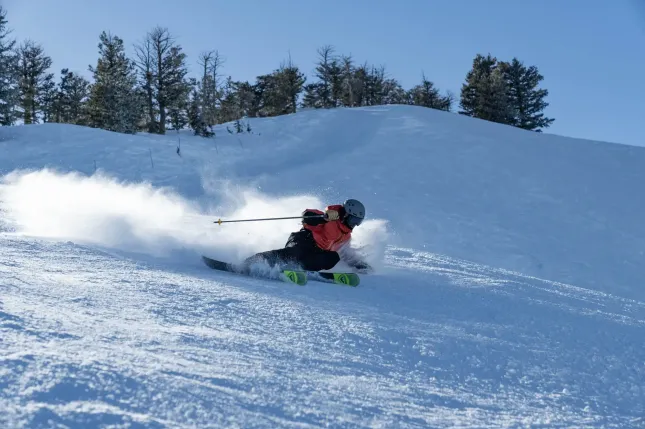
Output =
[{"x1": 343, "y1": 199, "x2": 365, "y2": 228}]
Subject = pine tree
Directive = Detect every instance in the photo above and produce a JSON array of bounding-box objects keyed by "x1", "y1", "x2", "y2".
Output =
[
  {"x1": 382, "y1": 78, "x2": 408, "y2": 105},
  {"x1": 459, "y1": 53, "x2": 514, "y2": 124},
  {"x1": 460, "y1": 53, "x2": 554, "y2": 129},
  {"x1": 0, "y1": 6, "x2": 18, "y2": 126},
  {"x1": 40, "y1": 77, "x2": 58, "y2": 123},
  {"x1": 218, "y1": 76, "x2": 240, "y2": 123},
  {"x1": 187, "y1": 84, "x2": 201, "y2": 133},
  {"x1": 349, "y1": 63, "x2": 368, "y2": 106},
  {"x1": 409, "y1": 72, "x2": 452, "y2": 111},
  {"x1": 302, "y1": 45, "x2": 336, "y2": 109},
  {"x1": 477, "y1": 66, "x2": 513, "y2": 124},
  {"x1": 55, "y1": 68, "x2": 90, "y2": 124},
  {"x1": 254, "y1": 72, "x2": 281, "y2": 117},
  {"x1": 499, "y1": 58, "x2": 554, "y2": 131},
  {"x1": 328, "y1": 58, "x2": 343, "y2": 108},
  {"x1": 17, "y1": 40, "x2": 54, "y2": 124},
  {"x1": 302, "y1": 53, "x2": 393, "y2": 108},
  {"x1": 163, "y1": 46, "x2": 190, "y2": 131},
  {"x1": 167, "y1": 80, "x2": 190, "y2": 131},
  {"x1": 315, "y1": 45, "x2": 335, "y2": 108},
  {"x1": 301, "y1": 82, "x2": 323, "y2": 108},
  {"x1": 340, "y1": 55, "x2": 355, "y2": 107},
  {"x1": 276, "y1": 56, "x2": 305, "y2": 114},
  {"x1": 87, "y1": 31, "x2": 142, "y2": 134},
  {"x1": 235, "y1": 81, "x2": 259, "y2": 118},
  {"x1": 459, "y1": 53, "x2": 498, "y2": 117},
  {"x1": 187, "y1": 79, "x2": 213, "y2": 137},
  {"x1": 250, "y1": 60, "x2": 306, "y2": 118},
  {"x1": 364, "y1": 66, "x2": 386, "y2": 106}
]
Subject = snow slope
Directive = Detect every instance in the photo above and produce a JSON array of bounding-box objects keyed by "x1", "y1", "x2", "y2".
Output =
[{"x1": 1, "y1": 105, "x2": 644, "y2": 428}]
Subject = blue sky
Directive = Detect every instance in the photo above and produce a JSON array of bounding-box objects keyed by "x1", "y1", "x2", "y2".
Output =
[{"x1": 4, "y1": 0, "x2": 644, "y2": 146}]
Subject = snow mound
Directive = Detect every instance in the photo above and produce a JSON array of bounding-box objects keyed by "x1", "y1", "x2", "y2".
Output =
[{"x1": 2, "y1": 106, "x2": 644, "y2": 298}]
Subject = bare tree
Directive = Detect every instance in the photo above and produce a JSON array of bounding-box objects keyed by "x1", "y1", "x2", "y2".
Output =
[
  {"x1": 133, "y1": 27, "x2": 189, "y2": 134},
  {"x1": 151, "y1": 27, "x2": 172, "y2": 132},
  {"x1": 197, "y1": 50, "x2": 224, "y2": 125},
  {"x1": 134, "y1": 36, "x2": 156, "y2": 132}
]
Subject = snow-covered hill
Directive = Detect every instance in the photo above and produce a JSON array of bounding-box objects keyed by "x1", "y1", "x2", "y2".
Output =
[{"x1": 1, "y1": 106, "x2": 644, "y2": 428}]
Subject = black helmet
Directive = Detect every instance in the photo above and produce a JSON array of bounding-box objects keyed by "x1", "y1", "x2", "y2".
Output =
[{"x1": 343, "y1": 199, "x2": 365, "y2": 228}]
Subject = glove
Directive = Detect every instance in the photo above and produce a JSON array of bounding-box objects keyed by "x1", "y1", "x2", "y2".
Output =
[
  {"x1": 352, "y1": 261, "x2": 372, "y2": 273},
  {"x1": 324, "y1": 209, "x2": 339, "y2": 221}
]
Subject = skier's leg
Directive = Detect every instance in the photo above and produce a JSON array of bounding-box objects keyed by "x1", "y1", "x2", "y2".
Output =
[
  {"x1": 284, "y1": 229, "x2": 311, "y2": 248},
  {"x1": 259, "y1": 229, "x2": 314, "y2": 268},
  {"x1": 300, "y1": 249, "x2": 340, "y2": 271},
  {"x1": 235, "y1": 230, "x2": 309, "y2": 274},
  {"x1": 239, "y1": 247, "x2": 298, "y2": 272},
  {"x1": 238, "y1": 229, "x2": 340, "y2": 273},
  {"x1": 287, "y1": 229, "x2": 341, "y2": 271}
]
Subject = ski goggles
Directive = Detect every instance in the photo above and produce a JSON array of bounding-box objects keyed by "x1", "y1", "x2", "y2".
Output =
[{"x1": 345, "y1": 214, "x2": 363, "y2": 228}]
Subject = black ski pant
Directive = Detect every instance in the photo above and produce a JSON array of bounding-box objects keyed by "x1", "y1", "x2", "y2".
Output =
[{"x1": 241, "y1": 229, "x2": 340, "y2": 272}]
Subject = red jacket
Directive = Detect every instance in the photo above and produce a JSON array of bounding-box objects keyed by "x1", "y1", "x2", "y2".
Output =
[{"x1": 302, "y1": 204, "x2": 352, "y2": 252}]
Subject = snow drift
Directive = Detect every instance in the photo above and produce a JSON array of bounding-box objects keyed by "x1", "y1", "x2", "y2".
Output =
[{"x1": 0, "y1": 168, "x2": 388, "y2": 270}]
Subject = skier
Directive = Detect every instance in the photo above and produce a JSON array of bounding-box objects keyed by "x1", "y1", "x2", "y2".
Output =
[{"x1": 239, "y1": 199, "x2": 372, "y2": 274}]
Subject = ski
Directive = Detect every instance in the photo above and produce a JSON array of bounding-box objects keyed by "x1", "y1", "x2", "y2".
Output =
[
  {"x1": 201, "y1": 256, "x2": 360, "y2": 287},
  {"x1": 309, "y1": 271, "x2": 360, "y2": 287},
  {"x1": 279, "y1": 270, "x2": 308, "y2": 286},
  {"x1": 202, "y1": 255, "x2": 307, "y2": 285}
]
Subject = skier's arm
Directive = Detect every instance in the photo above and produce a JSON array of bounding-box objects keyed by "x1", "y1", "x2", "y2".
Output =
[
  {"x1": 322, "y1": 204, "x2": 344, "y2": 221},
  {"x1": 302, "y1": 204, "x2": 344, "y2": 226},
  {"x1": 302, "y1": 209, "x2": 325, "y2": 226}
]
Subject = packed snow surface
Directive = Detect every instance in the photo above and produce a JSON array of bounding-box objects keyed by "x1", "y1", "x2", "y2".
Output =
[{"x1": 1, "y1": 105, "x2": 644, "y2": 428}]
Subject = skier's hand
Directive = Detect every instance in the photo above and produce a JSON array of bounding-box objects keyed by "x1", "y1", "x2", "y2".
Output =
[
  {"x1": 353, "y1": 261, "x2": 372, "y2": 274},
  {"x1": 324, "y1": 209, "x2": 339, "y2": 221},
  {"x1": 302, "y1": 209, "x2": 326, "y2": 226}
]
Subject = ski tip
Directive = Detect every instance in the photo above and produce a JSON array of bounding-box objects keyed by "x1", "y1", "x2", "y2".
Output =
[{"x1": 333, "y1": 272, "x2": 360, "y2": 286}]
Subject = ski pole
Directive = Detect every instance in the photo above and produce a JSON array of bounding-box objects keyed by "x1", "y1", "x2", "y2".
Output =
[{"x1": 213, "y1": 214, "x2": 324, "y2": 225}]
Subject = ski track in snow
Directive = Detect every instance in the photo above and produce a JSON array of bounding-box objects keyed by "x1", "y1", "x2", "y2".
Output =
[{"x1": 2, "y1": 234, "x2": 644, "y2": 428}]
